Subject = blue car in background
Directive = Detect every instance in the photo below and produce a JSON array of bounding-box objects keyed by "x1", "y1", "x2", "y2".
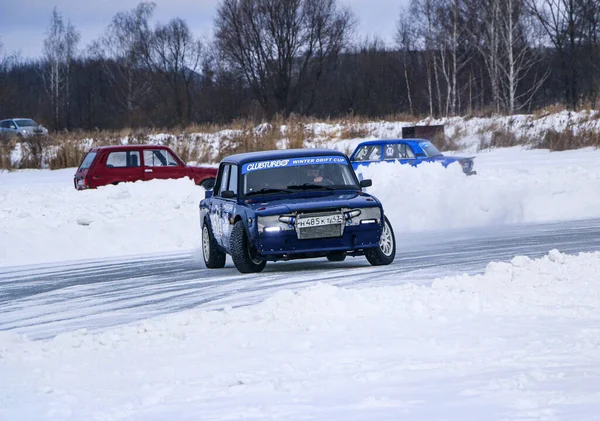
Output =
[
  {"x1": 349, "y1": 139, "x2": 476, "y2": 175},
  {"x1": 199, "y1": 148, "x2": 396, "y2": 273}
]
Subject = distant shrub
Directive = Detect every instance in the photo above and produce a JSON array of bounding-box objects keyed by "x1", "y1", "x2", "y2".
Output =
[
  {"x1": 539, "y1": 128, "x2": 600, "y2": 151},
  {"x1": 433, "y1": 132, "x2": 459, "y2": 151},
  {"x1": 340, "y1": 124, "x2": 372, "y2": 139},
  {"x1": 0, "y1": 135, "x2": 16, "y2": 170}
]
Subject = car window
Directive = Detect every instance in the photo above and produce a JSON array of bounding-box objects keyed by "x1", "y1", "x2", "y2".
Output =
[
  {"x1": 399, "y1": 144, "x2": 415, "y2": 159},
  {"x1": 216, "y1": 164, "x2": 230, "y2": 196},
  {"x1": 143, "y1": 149, "x2": 179, "y2": 167},
  {"x1": 228, "y1": 165, "x2": 238, "y2": 195},
  {"x1": 384, "y1": 144, "x2": 395, "y2": 159},
  {"x1": 79, "y1": 152, "x2": 97, "y2": 170},
  {"x1": 106, "y1": 151, "x2": 141, "y2": 168},
  {"x1": 419, "y1": 141, "x2": 443, "y2": 157},
  {"x1": 1, "y1": 121, "x2": 16, "y2": 129},
  {"x1": 241, "y1": 155, "x2": 359, "y2": 195},
  {"x1": 14, "y1": 119, "x2": 37, "y2": 127},
  {"x1": 354, "y1": 145, "x2": 381, "y2": 162}
]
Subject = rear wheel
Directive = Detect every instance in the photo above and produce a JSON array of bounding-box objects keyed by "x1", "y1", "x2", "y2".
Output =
[
  {"x1": 327, "y1": 252, "x2": 346, "y2": 262},
  {"x1": 200, "y1": 178, "x2": 215, "y2": 189},
  {"x1": 365, "y1": 216, "x2": 396, "y2": 266},
  {"x1": 202, "y1": 222, "x2": 226, "y2": 269},
  {"x1": 230, "y1": 220, "x2": 266, "y2": 273}
]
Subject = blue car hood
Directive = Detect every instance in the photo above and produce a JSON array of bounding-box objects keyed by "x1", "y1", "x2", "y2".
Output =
[{"x1": 247, "y1": 192, "x2": 379, "y2": 216}]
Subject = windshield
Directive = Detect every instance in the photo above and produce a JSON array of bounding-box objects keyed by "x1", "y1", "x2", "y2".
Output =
[
  {"x1": 79, "y1": 152, "x2": 97, "y2": 170},
  {"x1": 241, "y1": 155, "x2": 359, "y2": 196},
  {"x1": 419, "y1": 141, "x2": 443, "y2": 157},
  {"x1": 14, "y1": 119, "x2": 38, "y2": 127}
]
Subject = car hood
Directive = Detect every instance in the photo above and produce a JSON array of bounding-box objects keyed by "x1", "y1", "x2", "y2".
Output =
[{"x1": 248, "y1": 192, "x2": 380, "y2": 216}]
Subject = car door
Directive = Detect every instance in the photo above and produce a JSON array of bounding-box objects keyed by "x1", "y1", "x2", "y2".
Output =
[
  {"x1": 396, "y1": 142, "x2": 419, "y2": 166},
  {"x1": 350, "y1": 144, "x2": 383, "y2": 169},
  {"x1": 0, "y1": 120, "x2": 17, "y2": 137},
  {"x1": 98, "y1": 149, "x2": 143, "y2": 186},
  {"x1": 208, "y1": 164, "x2": 238, "y2": 250},
  {"x1": 142, "y1": 148, "x2": 187, "y2": 181},
  {"x1": 411, "y1": 141, "x2": 439, "y2": 167},
  {"x1": 0, "y1": 120, "x2": 9, "y2": 136}
]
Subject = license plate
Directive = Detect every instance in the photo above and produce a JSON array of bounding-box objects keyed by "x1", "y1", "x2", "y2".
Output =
[
  {"x1": 77, "y1": 179, "x2": 84, "y2": 186},
  {"x1": 296, "y1": 214, "x2": 343, "y2": 228}
]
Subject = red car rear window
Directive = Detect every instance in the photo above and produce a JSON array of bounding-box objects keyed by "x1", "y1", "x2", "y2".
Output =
[{"x1": 79, "y1": 152, "x2": 97, "y2": 170}]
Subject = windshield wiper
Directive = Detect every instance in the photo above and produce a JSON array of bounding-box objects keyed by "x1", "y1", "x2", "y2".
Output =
[
  {"x1": 246, "y1": 187, "x2": 293, "y2": 196},
  {"x1": 287, "y1": 183, "x2": 335, "y2": 191}
]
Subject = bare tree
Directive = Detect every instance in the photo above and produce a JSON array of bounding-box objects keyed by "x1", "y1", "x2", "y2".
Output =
[
  {"x1": 464, "y1": 0, "x2": 503, "y2": 112},
  {"x1": 579, "y1": 0, "x2": 600, "y2": 107},
  {"x1": 434, "y1": 0, "x2": 474, "y2": 116},
  {"x1": 42, "y1": 7, "x2": 79, "y2": 129},
  {"x1": 215, "y1": 0, "x2": 356, "y2": 117},
  {"x1": 396, "y1": 13, "x2": 416, "y2": 115},
  {"x1": 526, "y1": 0, "x2": 585, "y2": 109},
  {"x1": 140, "y1": 18, "x2": 204, "y2": 124},
  {"x1": 499, "y1": 0, "x2": 549, "y2": 113},
  {"x1": 408, "y1": 0, "x2": 444, "y2": 116},
  {"x1": 96, "y1": 2, "x2": 155, "y2": 126},
  {"x1": 64, "y1": 21, "x2": 80, "y2": 129}
]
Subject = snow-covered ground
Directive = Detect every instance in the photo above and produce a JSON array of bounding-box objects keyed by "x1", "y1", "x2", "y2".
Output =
[
  {"x1": 2, "y1": 250, "x2": 600, "y2": 420},
  {"x1": 2, "y1": 147, "x2": 600, "y2": 267},
  {"x1": 2, "y1": 146, "x2": 600, "y2": 420}
]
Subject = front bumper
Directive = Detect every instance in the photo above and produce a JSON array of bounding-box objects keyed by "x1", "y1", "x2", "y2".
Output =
[{"x1": 254, "y1": 223, "x2": 382, "y2": 260}]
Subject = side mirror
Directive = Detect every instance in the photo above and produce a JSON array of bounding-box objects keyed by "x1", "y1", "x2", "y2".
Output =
[
  {"x1": 359, "y1": 179, "x2": 372, "y2": 188},
  {"x1": 205, "y1": 190, "x2": 213, "y2": 199},
  {"x1": 221, "y1": 190, "x2": 235, "y2": 199}
]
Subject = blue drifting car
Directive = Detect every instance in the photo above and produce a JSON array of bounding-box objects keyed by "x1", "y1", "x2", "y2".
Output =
[
  {"x1": 199, "y1": 149, "x2": 396, "y2": 273},
  {"x1": 349, "y1": 139, "x2": 476, "y2": 175}
]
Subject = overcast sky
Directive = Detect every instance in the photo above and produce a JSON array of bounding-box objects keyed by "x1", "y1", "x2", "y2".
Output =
[{"x1": 0, "y1": 0, "x2": 407, "y2": 59}]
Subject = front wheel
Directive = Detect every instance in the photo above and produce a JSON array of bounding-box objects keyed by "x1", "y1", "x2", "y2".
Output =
[
  {"x1": 230, "y1": 220, "x2": 266, "y2": 273},
  {"x1": 202, "y1": 222, "x2": 226, "y2": 269},
  {"x1": 365, "y1": 216, "x2": 396, "y2": 266}
]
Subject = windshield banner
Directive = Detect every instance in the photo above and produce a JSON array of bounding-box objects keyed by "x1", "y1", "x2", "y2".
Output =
[{"x1": 241, "y1": 156, "x2": 346, "y2": 174}]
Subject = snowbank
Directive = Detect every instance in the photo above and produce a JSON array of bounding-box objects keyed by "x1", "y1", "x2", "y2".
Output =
[
  {"x1": 2, "y1": 250, "x2": 600, "y2": 420},
  {"x1": 2, "y1": 147, "x2": 600, "y2": 267},
  {"x1": 361, "y1": 147, "x2": 600, "y2": 232},
  {"x1": 0, "y1": 171, "x2": 204, "y2": 267}
]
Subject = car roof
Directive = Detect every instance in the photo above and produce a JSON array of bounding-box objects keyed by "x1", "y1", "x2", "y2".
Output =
[
  {"x1": 90, "y1": 144, "x2": 173, "y2": 151},
  {"x1": 222, "y1": 148, "x2": 347, "y2": 165},
  {"x1": 356, "y1": 138, "x2": 430, "y2": 146}
]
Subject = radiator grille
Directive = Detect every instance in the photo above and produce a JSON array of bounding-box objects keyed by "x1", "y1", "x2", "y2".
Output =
[{"x1": 296, "y1": 211, "x2": 344, "y2": 240}]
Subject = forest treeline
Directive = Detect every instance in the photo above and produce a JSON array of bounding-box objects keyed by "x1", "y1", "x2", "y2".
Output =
[{"x1": 0, "y1": 0, "x2": 599, "y2": 131}]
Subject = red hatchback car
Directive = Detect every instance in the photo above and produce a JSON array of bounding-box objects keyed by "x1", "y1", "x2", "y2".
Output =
[{"x1": 74, "y1": 145, "x2": 217, "y2": 190}]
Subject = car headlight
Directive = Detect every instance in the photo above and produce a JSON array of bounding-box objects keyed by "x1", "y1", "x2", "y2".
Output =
[
  {"x1": 257, "y1": 215, "x2": 295, "y2": 233},
  {"x1": 344, "y1": 207, "x2": 380, "y2": 225}
]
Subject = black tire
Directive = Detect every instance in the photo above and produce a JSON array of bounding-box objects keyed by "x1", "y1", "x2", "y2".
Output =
[
  {"x1": 365, "y1": 216, "x2": 396, "y2": 266},
  {"x1": 200, "y1": 178, "x2": 215, "y2": 189},
  {"x1": 230, "y1": 220, "x2": 266, "y2": 273},
  {"x1": 202, "y1": 220, "x2": 226, "y2": 269},
  {"x1": 327, "y1": 252, "x2": 346, "y2": 262}
]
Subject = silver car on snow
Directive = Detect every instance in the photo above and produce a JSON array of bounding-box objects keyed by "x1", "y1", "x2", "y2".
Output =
[{"x1": 0, "y1": 118, "x2": 49, "y2": 138}]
